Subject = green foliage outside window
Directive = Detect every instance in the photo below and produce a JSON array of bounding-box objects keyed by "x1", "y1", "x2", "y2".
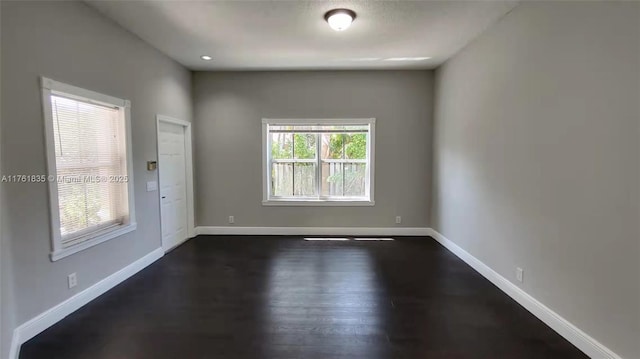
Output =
[
  {"x1": 269, "y1": 128, "x2": 368, "y2": 197},
  {"x1": 271, "y1": 133, "x2": 367, "y2": 160},
  {"x1": 60, "y1": 183, "x2": 102, "y2": 235},
  {"x1": 271, "y1": 133, "x2": 316, "y2": 159},
  {"x1": 327, "y1": 133, "x2": 366, "y2": 159}
]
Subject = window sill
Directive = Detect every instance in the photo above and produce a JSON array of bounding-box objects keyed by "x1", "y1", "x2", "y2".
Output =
[
  {"x1": 50, "y1": 223, "x2": 137, "y2": 262},
  {"x1": 262, "y1": 200, "x2": 375, "y2": 207}
]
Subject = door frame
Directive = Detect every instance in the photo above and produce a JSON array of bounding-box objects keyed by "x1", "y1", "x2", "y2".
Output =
[{"x1": 156, "y1": 114, "x2": 195, "y2": 251}]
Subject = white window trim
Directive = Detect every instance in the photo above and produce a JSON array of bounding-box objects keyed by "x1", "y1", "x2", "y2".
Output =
[
  {"x1": 261, "y1": 118, "x2": 376, "y2": 206},
  {"x1": 41, "y1": 77, "x2": 137, "y2": 261}
]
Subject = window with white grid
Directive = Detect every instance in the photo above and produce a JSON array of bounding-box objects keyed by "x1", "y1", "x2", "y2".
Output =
[
  {"x1": 262, "y1": 119, "x2": 375, "y2": 205},
  {"x1": 41, "y1": 78, "x2": 136, "y2": 261}
]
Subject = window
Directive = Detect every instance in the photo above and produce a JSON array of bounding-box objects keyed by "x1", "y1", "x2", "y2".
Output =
[
  {"x1": 41, "y1": 77, "x2": 136, "y2": 261},
  {"x1": 262, "y1": 118, "x2": 375, "y2": 205}
]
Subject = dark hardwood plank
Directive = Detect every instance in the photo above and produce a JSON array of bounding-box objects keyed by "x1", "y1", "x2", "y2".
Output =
[{"x1": 19, "y1": 236, "x2": 588, "y2": 359}]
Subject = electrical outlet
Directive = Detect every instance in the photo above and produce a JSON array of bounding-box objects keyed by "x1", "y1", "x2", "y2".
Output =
[
  {"x1": 516, "y1": 267, "x2": 524, "y2": 283},
  {"x1": 228, "y1": 215, "x2": 235, "y2": 224},
  {"x1": 68, "y1": 273, "x2": 77, "y2": 289},
  {"x1": 395, "y1": 216, "x2": 402, "y2": 224}
]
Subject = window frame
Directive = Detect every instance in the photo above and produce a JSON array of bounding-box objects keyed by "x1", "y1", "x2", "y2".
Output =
[
  {"x1": 41, "y1": 77, "x2": 136, "y2": 261},
  {"x1": 262, "y1": 118, "x2": 375, "y2": 206}
]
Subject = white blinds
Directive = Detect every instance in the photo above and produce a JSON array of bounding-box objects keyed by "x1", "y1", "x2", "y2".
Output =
[{"x1": 50, "y1": 95, "x2": 129, "y2": 247}]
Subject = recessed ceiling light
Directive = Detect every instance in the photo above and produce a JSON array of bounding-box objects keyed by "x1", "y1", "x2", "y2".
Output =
[
  {"x1": 200, "y1": 55, "x2": 213, "y2": 61},
  {"x1": 324, "y1": 9, "x2": 356, "y2": 31}
]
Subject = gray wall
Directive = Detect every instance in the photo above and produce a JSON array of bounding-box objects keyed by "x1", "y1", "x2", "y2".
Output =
[
  {"x1": 432, "y1": 2, "x2": 639, "y2": 358},
  {"x1": 193, "y1": 71, "x2": 433, "y2": 228},
  {"x1": 1, "y1": 0, "x2": 192, "y2": 329},
  {"x1": 1, "y1": 3, "x2": 17, "y2": 358},
  {"x1": 1, "y1": 10, "x2": 16, "y2": 355},
  {"x1": 0, "y1": 193, "x2": 14, "y2": 359}
]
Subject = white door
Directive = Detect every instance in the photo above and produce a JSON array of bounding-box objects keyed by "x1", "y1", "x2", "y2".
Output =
[{"x1": 158, "y1": 121, "x2": 188, "y2": 251}]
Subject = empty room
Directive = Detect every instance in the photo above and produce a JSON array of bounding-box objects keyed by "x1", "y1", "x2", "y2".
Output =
[{"x1": 0, "y1": 1, "x2": 638, "y2": 358}]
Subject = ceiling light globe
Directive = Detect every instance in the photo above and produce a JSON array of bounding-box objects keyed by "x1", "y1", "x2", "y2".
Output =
[{"x1": 325, "y1": 9, "x2": 356, "y2": 32}]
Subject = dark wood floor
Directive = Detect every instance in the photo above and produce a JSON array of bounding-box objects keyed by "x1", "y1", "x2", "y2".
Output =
[{"x1": 21, "y1": 236, "x2": 588, "y2": 359}]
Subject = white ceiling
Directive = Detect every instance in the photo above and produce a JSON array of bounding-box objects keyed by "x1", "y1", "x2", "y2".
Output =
[{"x1": 87, "y1": 0, "x2": 519, "y2": 71}]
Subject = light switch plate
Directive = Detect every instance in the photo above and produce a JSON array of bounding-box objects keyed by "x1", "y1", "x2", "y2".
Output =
[{"x1": 146, "y1": 181, "x2": 158, "y2": 192}]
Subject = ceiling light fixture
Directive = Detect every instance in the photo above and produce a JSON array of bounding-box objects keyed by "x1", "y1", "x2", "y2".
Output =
[
  {"x1": 200, "y1": 55, "x2": 213, "y2": 61},
  {"x1": 324, "y1": 9, "x2": 356, "y2": 31},
  {"x1": 384, "y1": 57, "x2": 432, "y2": 61}
]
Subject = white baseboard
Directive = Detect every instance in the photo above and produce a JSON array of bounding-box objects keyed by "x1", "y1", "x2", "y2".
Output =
[
  {"x1": 9, "y1": 248, "x2": 164, "y2": 359},
  {"x1": 428, "y1": 228, "x2": 622, "y2": 359},
  {"x1": 195, "y1": 226, "x2": 431, "y2": 236}
]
